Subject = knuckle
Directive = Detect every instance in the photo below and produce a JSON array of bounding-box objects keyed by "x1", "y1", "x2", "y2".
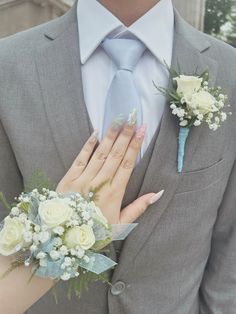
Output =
[
  {"x1": 130, "y1": 139, "x2": 140, "y2": 150},
  {"x1": 106, "y1": 129, "x2": 117, "y2": 141},
  {"x1": 110, "y1": 147, "x2": 123, "y2": 160},
  {"x1": 95, "y1": 149, "x2": 107, "y2": 161},
  {"x1": 122, "y1": 125, "x2": 134, "y2": 137},
  {"x1": 121, "y1": 159, "x2": 134, "y2": 170},
  {"x1": 84, "y1": 141, "x2": 94, "y2": 152},
  {"x1": 74, "y1": 158, "x2": 87, "y2": 168}
]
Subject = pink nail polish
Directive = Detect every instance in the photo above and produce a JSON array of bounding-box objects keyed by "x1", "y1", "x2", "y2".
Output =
[
  {"x1": 149, "y1": 190, "x2": 164, "y2": 205},
  {"x1": 135, "y1": 124, "x2": 147, "y2": 139}
]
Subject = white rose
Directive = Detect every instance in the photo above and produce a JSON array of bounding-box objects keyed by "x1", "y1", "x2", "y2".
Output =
[
  {"x1": 0, "y1": 217, "x2": 25, "y2": 256},
  {"x1": 186, "y1": 91, "x2": 217, "y2": 115},
  {"x1": 38, "y1": 198, "x2": 73, "y2": 228},
  {"x1": 64, "y1": 225, "x2": 95, "y2": 250},
  {"x1": 174, "y1": 75, "x2": 203, "y2": 97}
]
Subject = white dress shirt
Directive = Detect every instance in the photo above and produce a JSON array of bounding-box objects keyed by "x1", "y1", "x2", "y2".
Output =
[{"x1": 77, "y1": 0, "x2": 174, "y2": 157}]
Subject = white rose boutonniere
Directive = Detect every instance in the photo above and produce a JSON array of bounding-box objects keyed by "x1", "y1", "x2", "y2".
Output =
[{"x1": 154, "y1": 69, "x2": 232, "y2": 172}]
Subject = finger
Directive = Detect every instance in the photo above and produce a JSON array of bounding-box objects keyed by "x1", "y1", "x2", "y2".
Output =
[
  {"x1": 94, "y1": 122, "x2": 137, "y2": 182},
  {"x1": 119, "y1": 190, "x2": 164, "y2": 223},
  {"x1": 79, "y1": 120, "x2": 124, "y2": 180},
  {"x1": 112, "y1": 124, "x2": 146, "y2": 189},
  {"x1": 63, "y1": 130, "x2": 99, "y2": 181}
]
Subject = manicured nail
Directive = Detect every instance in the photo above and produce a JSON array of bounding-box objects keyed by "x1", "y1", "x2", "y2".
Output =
[
  {"x1": 89, "y1": 130, "x2": 99, "y2": 143},
  {"x1": 135, "y1": 124, "x2": 147, "y2": 139},
  {"x1": 127, "y1": 108, "x2": 137, "y2": 126},
  {"x1": 149, "y1": 190, "x2": 164, "y2": 205},
  {"x1": 111, "y1": 114, "x2": 125, "y2": 131}
]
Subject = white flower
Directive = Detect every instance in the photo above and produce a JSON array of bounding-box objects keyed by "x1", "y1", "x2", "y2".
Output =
[
  {"x1": 221, "y1": 112, "x2": 227, "y2": 121},
  {"x1": 64, "y1": 225, "x2": 95, "y2": 250},
  {"x1": 209, "y1": 123, "x2": 219, "y2": 131},
  {"x1": 176, "y1": 108, "x2": 185, "y2": 118},
  {"x1": 0, "y1": 217, "x2": 25, "y2": 256},
  {"x1": 186, "y1": 90, "x2": 217, "y2": 115},
  {"x1": 215, "y1": 117, "x2": 220, "y2": 124},
  {"x1": 34, "y1": 225, "x2": 41, "y2": 233},
  {"x1": 197, "y1": 113, "x2": 204, "y2": 121},
  {"x1": 30, "y1": 244, "x2": 37, "y2": 252},
  {"x1": 193, "y1": 120, "x2": 202, "y2": 126},
  {"x1": 219, "y1": 94, "x2": 225, "y2": 100},
  {"x1": 179, "y1": 120, "x2": 188, "y2": 127},
  {"x1": 54, "y1": 237, "x2": 63, "y2": 247},
  {"x1": 53, "y1": 226, "x2": 65, "y2": 235},
  {"x1": 39, "y1": 258, "x2": 47, "y2": 267},
  {"x1": 23, "y1": 231, "x2": 33, "y2": 243},
  {"x1": 59, "y1": 245, "x2": 68, "y2": 255},
  {"x1": 33, "y1": 233, "x2": 40, "y2": 243},
  {"x1": 11, "y1": 207, "x2": 20, "y2": 216},
  {"x1": 208, "y1": 112, "x2": 213, "y2": 119},
  {"x1": 50, "y1": 250, "x2": 60, "y2": 260},
  {"x1": 64, "y1": 257, "x2": 72, "y2": 266},
  {"x1": 38, "y1": 231, "x2": 50, "y2": 243},
  {"x1": 76, "y1": 248, "x2": 85, "y2": 258},
  {"x1": 170, "y1": 104, "x2": 176, "y2": 109},
  {"x1": 174, "y1": 75, "x2": 203, "y2": 97},
  {"x1": 36, "y1": 252, "x2": 46, "y2": 259},
  {"x1": 83, "y1": 255, "x2": 90, "y2": 263},
  {"x1": 48, "y1": 191, "x2": 58, "y2": 198},
  {"x1": 61, "y1": 273, "x2": 71, "y2": 281},
  {"x1": 19, "y1": 213, "x2": 27, "y2": 222},
  {"x1": 218, "y1": 101, "x2": 224, "y2": 108},
  {"x1": 38, "y1": 198, "x2": 73, "y2": 228}
]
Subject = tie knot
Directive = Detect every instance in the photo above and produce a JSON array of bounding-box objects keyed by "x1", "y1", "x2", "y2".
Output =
[{"x1": 101, "y1": 38, "x2": 146, "y2": 72}]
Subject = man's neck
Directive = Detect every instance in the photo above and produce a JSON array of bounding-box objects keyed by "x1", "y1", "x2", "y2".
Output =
[{"x1": 98, "y1": 0, "x2": 161, "y2": 26}]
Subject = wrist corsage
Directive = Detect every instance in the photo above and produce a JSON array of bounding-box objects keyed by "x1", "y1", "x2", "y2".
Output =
[{"x1": 0, "y1": 171, "x2": 137, "y2": 298}]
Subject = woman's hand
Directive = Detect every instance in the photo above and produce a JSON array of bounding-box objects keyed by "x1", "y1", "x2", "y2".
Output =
[{"x1": 56, "y1": 120, "x2": 164, "y2": 224}]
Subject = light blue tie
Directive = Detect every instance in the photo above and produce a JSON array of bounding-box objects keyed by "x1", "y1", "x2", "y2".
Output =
[{"x1": 101, "y1": 38, "x2": 146, "y2": 137}]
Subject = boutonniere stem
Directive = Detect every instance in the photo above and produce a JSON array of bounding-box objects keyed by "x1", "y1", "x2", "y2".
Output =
[{"x1": 178, "y1": 127, "x2": 190, "y2": 172}]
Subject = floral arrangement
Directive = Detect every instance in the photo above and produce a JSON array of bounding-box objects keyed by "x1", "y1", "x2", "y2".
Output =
[
  {"x1": 154, "y1": 69, "x2": 231, "y2": 172},
  {"x1": 0, "y1": 171, "x2": 136, "y2": 298}
]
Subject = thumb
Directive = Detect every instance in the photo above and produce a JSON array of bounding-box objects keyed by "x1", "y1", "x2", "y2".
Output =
[{"x1": 119, "y1": 190, "x2": 164, "y2": 224}]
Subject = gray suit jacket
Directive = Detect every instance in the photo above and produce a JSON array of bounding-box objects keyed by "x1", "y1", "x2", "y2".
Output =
[{"x1": 0, "y1": 1, "x2": 236, "y2": 313}]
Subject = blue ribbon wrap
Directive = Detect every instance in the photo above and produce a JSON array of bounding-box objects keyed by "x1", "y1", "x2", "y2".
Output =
[{"x1": 177, "y1": 127, "x2": 190, "y2": 173}]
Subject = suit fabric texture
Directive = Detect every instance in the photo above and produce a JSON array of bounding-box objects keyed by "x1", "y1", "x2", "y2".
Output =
[{"x1": 0, "y1": 1, "x2": 236, "y2": 313}]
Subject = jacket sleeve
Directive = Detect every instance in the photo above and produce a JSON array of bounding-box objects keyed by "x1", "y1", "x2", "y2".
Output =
[
  {"x1": 199, "y1": 158, "x2": 236, "y2": 313},
  {"x1": 0, "y1": 118, "x2": 23, "y2": 221}
]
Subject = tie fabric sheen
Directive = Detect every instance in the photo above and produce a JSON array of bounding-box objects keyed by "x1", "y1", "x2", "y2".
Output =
[{"x1": 101, "y1": 38, "x2": 146, "y2": 137}]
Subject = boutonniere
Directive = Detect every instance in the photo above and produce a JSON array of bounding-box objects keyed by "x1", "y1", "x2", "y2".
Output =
[{"x1": 154, "y1": 68, "x2": 232, "y2": 173}]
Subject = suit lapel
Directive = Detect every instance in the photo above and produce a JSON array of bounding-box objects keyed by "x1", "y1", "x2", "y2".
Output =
[
  {"x1": 34, "y1": 3, "x2": 92, "y2": 172},
  {"x1": 112, "y1": 12, "x2": 218, "y2": 281}
]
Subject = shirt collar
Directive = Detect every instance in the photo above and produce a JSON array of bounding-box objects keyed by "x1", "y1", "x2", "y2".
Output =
[{"x1": 77, "y1": 0, "x2": 174, "y2": 65}]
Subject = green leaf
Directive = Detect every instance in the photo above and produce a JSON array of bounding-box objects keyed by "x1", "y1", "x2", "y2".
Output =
[
  {"x1": 24, "y1": 169, "x2": 55, "y2": 193},
  {"x1": 66, "y1": 269, "x2": 110, "y2": 300},
  {"x1": 0, "y1": 192, "x2": 11, "y2": 211}
]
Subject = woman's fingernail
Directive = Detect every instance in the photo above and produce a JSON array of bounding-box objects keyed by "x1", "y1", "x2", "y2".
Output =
[
  {"x1": 111, "y1": 114, "x2": 125, "y2": 131},
  {"x1": 149, "y1": 190, "x2": 164, "y2": 205},
  {"x1": 135, "y1": 124, "x2": 147, "y2": 139},
  {"x1": 127, "y1": 108, "x2": 137, "y2": 126},
  {"x1": 89, "y1": 130, "x2": 99, "y2": 143}
]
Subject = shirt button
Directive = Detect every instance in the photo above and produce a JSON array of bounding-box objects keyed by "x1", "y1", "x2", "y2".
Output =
[{"x1": 110, "y1": 281, "x2": 126, "y2": 296}]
